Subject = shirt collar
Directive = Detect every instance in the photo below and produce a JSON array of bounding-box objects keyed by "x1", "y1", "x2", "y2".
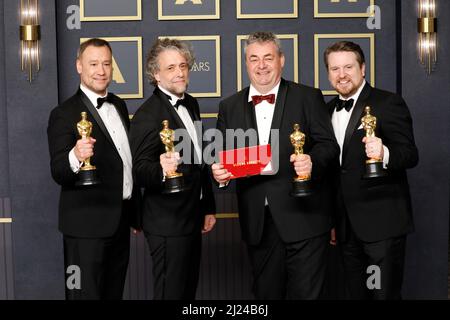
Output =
[
  {"x1": 80, "y1": 84, "x2": 108, "y2": 109},
  {"x1": 248, "y1": 81, "x2": 281, "y2": 103},
  {"x1": 158, "y1": 86, "x2": 185, "y2": 107}
]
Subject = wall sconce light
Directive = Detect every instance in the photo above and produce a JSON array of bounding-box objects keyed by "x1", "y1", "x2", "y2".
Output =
[
  {"x1": 20, "y1": 0, "x2": 40, "y2": 82},
  {"x1": 418, "y1": 0, "x2": 437, "y2": 75}
]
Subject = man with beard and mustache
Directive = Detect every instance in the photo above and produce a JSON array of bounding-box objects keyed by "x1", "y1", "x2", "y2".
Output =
[
  {"x1": 324, "y1": 41, "x2": 418, "y2": 299},
  {"x1": 130, "y1": 38, "x2": 216, "y2": 299}
]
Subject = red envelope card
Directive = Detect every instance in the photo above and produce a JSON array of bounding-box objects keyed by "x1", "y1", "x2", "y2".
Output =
[{"x1": 219, "y1": 145, "x2": 272, "y2": 179}]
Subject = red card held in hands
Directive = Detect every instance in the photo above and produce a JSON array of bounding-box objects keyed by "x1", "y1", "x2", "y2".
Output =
[{"x1": 219, "y1": 145, "x2": 272, "y2": 179}]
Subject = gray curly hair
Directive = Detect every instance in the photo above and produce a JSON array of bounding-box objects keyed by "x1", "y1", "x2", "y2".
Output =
[{"x1": 145, "y1": 38, "x2": 195, "y2": 86}]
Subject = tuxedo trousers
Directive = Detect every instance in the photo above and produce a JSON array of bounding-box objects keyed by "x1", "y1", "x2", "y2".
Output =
[
  {"x1": 145, "y1": 231, "x2": 202, "y2": 300},
  {"x1": 63, "y1": 201, "x2": 131, "y2": 300},
  {"x1": 340, "y1": 219, "x2": 406, "y2": 300},
  {"x1": 246, "y1": 206, "x2": 328, "y2": 300}
]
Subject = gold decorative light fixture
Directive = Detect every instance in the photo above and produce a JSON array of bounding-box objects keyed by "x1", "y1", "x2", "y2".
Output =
[
  {"x1": 20, "y1": 0, "x2": 40, "y2": 82},
  {"x1": 418, "y1": 0, "x2": 437, "y2": 75}
]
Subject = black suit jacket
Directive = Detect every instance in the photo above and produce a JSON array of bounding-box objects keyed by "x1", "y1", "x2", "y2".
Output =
[
  {"x1": 328, "y1": 83, "x2": 418, "y2": 242},
  {"x1": 217, "y1": 79, "x2": 339, "y2": 245},
  {"x1": 130, "y1": 87, "x2": 216, "y2": 237},
  {"x1": 47, "y1": 89, "x2": 142, "y2": 238}
]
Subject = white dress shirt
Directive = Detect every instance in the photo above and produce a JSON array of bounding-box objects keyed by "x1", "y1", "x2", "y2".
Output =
[
  {"x1": 219, "y1": 82, "x2": 280, "y2": 189},
  {"x1": 247, "y1": 81, "x2": 280, "y2": 205},
  {"x1": 331, "y1": 80, "x2": 389, "y2": 167},
  {"x1": 248, "y1": 81, "x2": 280, "y2": 175},
  {"x1": 69, "y1": 84, "x2": 133, "y2": 199}
]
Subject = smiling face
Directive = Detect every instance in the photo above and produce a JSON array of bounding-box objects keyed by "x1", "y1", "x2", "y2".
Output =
[
  {"x1": 154, "y1": 49, "x2": 189, "y2": 98},
  {"x1": 76, "y1": 45, "x2": 112, "y2": 96},
  {"x1": 327, "y1": 51, "x2": 366, "y2": 99},
  {"x1": 245, "y1": 41, "x2": 285, "y2": 94}
]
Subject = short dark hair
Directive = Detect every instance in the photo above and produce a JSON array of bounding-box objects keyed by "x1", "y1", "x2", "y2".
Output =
[
  {"x1": 323, "y1": 41, "x2": 365, "y2": 70},
  {"x1": 77, "y1": 38, "x2": 112, "y2": 59},
  {"x1": 145, "y1": 38, "x2": 195, "y2": 86},
  {"x1": 244, "y1": 31, "x2": 283, "y2": 56}
]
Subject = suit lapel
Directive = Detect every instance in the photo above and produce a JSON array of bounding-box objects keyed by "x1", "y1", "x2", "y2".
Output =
[
  {"x1": 328, "y1": 96, "x2": 339, "y2": 117},
  {"x1": 268, "y1": 79, "x2": 287, "y2": 145},
  {"x1": 184, "y1": 95, "x2": 200, "y2": 122},
  {"x1": 187, "y1": 95, "x2": 204, "y2": 165},
  {"x1": 183, "y1": 95, "x2": 202, "y2": 165},
  {"x1": 77, "y1": 89, "x2": 116, "y2": 149},
  {"x1": 243, "y1": 87, "x2": 255, "y2": 129},
  {"x1": 342, "y1": 83, "x2": 372, "y2": 161},
  {"x1": 154, "y1": 87, "x2": 187, "y2": 131},
  {"x1": 243, "y1": 87, "x2": 259, "y2": 144}
]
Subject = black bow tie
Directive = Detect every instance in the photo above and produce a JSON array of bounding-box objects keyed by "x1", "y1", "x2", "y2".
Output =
[
  {"x1": 96, "y1": 93, "x2": 114, "y2": 109},
  {"x1": 173, "y1": 98, "x2": 187, "y2": 110},
  {"x1": 335, "y1": 98, "x2": 354, "y2": 112},
  {"x1": 164, "y1": 93, "x2": 186, "y2": 110}
]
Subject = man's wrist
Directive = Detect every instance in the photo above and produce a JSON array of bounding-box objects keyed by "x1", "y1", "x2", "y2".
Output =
[{"x1": 69, "y1": 148, "x2": 82, "y2": 173}]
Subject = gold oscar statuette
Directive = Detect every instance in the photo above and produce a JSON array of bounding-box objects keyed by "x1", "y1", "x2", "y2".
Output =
[
  {"x1": 160, "y1": 120, "x2": 186, "y2": 194},
  {"x1": 361, "y1": 106, "x2": 387, "y2": 179},
  {"x1": 289, "y1": 123, "x2": 313, "y2": 197},
  {"x1": 75, "y1": 112, "x2": 100, "y2": 186}
]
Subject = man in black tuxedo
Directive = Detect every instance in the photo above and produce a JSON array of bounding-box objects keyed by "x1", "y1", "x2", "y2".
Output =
[
  {"x1": 47, "y1": 38, "x2": 141, "y2": 299},
  {"x1": 130, "y1": 38, "x2": 216, "y2": 300},
  {"x1": 324, "y1": 41, "x2": 418, "y2": 299},
  {"x1": 211, "y1": 32, "x2": 339, "y2": 299}
]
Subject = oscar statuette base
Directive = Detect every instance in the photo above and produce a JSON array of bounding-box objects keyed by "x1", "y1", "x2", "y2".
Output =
[
  {"x1": 162, "y1": 173, "x2": 187, "y2": 194},
  {"x1": 290, "y1": 177, "x2": 313, "y2": 197},
  {"x1": 363, "y1": 160, "x2": 388, "y2": 179},
  {"x1": 75, "y1": 167, "x2": 101, "y2": 186}
]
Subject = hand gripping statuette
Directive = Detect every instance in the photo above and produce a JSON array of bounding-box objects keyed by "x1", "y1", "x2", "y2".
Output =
[
  {"x1": 75, "y1": 112, "x2": 101, "y2": 186},
  {"x1": 361, "y1": 106, "x2": 387, "y2": 179},
  {"x1": 290, "y1": 123, "x2": 313, "y2": 197},
  {"x1": 160, "y1": 120, "x2": 186, "y2": 194}
]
